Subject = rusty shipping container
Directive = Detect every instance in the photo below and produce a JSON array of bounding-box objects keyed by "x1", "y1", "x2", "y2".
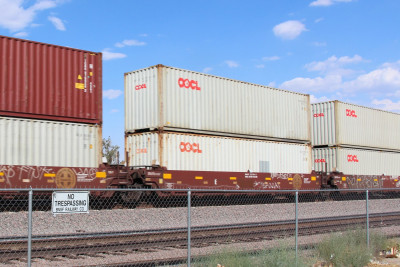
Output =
[
  {"x1": 312, "y1": 101, "x2": 400, "y2": 151},
  {"x1": 0, "y1": 36, "x2": 102, "y2": 124},
  {"x1": 125, "y1": 65, "x2": 310, "y2": 142},
  {"x1": 126, "y1": 132, "x2": 312, "y2": 173},
  {"x1": 313, "y1": 147, "x2": 400, "y2": 176},
  {"x1": 0, "y1": 116, "x2": 101, "y2": 168}
]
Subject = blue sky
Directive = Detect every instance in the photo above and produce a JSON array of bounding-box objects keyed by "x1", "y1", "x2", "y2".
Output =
[{"x1": 1, "y1": 0, "x2": 400, "y2": 153}]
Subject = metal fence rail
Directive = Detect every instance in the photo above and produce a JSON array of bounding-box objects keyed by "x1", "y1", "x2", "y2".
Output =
[{"x1": 0, "y1": 188, "x2": 399, "y2": 266}]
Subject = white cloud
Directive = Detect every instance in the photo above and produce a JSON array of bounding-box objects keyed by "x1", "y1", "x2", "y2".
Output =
[
  {"x1": 115, "y1": 39, "x2": 146, "y2": 48},
  {"x1": 281, "y1": 58, "x2": 400, "y2": 101},
  {"x1": 281, "y1": 74, "x2": 343, "y2": 93},
  {"x1": 225, "y1": 60, "x2": 239, "y2": 68},
  {"x1": 310, "y1": 94, "x2": 331, "y2": 103},
  {"x1": 343, "y1": 67, "x2": 400, "y2": 93},
  {"x1": 273, "y1": 20, "x2": 307, "y2": 40},
  {"x1": 102, "y1": 49, "x2": 127, "y2": 60},
  {"x1": 371, "y1": 99, "x2": 400, "y2": 112},
  {"x1": 305, "y1": 55, "x2": 364, "y2": 76},
  {"x1": 48, "y1": 16, "x2": 65, "y2": 31},
  {"x1": 0, "y1": 0, "x2": 58, "y2": 32},
  {"x1": 103, "y1": 89, "x2": 123, "y2": 100},
  {"x1": 203, "y1": 67, "x2": 213, "y2": 73},
  {"x1": 262, "y1": 56, "x2": 280, "y2": 61},
  {"x1": 310, "y1": 0, "x2": 354, "y2": 7},
  {"x1": 255, "y1": 64, "x2": 265, "y2": 69},
  {"x1": 312, "y1": 42, "x2": 327, "y2": 47},
  {"x1": 14, "y1": 31, "x2": 28, "y2": 37},
  {"x1": 268, "y1": 82, "x2": 276, "y2": 87},
  {"x1": 315, "y1": 17, "x2": 324, "y2": 23},
  {"x1": 110, "y1": 109, "x2": 119, "y2": 113}
]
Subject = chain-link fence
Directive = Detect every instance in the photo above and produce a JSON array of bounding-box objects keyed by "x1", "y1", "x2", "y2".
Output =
[{"x1": 0, "y1": 188, "x2": 399, "y2": 266}]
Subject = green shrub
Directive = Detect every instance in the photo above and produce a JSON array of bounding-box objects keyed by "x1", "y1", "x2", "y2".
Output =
[{"x1": 317, "y1": 228, "x2": 388, "y2": 267}]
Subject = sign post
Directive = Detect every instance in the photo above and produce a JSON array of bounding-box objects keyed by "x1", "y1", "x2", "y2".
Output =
[{"x1": 52, "y1": 191, "x2": 89, "y2": 215}]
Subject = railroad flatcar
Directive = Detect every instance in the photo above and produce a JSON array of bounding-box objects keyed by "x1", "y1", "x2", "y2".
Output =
[{"x1": 1, "y1": 35, "x2": 399, "y2": 205}]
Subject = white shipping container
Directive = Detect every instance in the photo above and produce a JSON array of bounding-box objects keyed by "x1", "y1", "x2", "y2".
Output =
[
  {"x1": 313, "y1": 147, "x2": 400, "y2": 176},
  {"x1": 126, "y1": 132, "x2": 312, "y2": 173},
  {"x1": 0, "y1": 117, "x2": 101, "y2": 167},
  {"x1": 312, "y1": 101, "x2": 400, "y2": 150},
  {"x1": 125, "y1": 65, "x2": 311, "y2": 142}
]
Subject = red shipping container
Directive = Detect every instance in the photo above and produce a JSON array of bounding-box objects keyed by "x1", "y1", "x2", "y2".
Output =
[{"x1": 0, "y1": 35, "x2": 102, "y2": 124}]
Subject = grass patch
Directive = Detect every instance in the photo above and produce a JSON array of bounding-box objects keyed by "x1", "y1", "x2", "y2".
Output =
[
  {"x1": 192, "y1": 243, "x2": 310, "y2": 267},
  {"x1": 316, "y1": 228, "x2": 388, "y2": 267}
]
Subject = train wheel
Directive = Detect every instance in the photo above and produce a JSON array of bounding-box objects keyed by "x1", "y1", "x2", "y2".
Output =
[{"x1": 120, "y1": 183, "x2": 144, "y2": 205}]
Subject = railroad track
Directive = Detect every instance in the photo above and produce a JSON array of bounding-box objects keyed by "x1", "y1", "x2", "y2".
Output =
[{"x1": 0, "y1": 212, "x2": 399, "y2": 264}]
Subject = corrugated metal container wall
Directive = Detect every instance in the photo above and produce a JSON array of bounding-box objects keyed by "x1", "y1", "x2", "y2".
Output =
[
  {"x1": 313, "y1": 147, "x2": 400, "y2": 176},
  {"x1": 0, "y1": 36, "x2": 102, "y2": 124},
  {"x1": 126, "y1": 132, "x2": 312, "y2": 173},
  {"x1": 312, "y1": 101, "x2": 400, "y2": 150},
  {"x1": 0, "y1": 117, "x2": 101, "y2": 167},
  {"x1": 125, "y1": 65, "x2": 311, "y2": 142}
]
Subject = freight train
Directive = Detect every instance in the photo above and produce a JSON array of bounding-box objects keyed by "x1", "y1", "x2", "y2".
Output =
[{"x1": 1, "y1": 35, "x2": 399, "y2": 204}]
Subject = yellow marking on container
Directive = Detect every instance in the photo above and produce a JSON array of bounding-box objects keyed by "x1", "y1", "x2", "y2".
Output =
[
  {"x1": 374, "y1": 179, "x2": 378, "y2": 182},
  {"x1": 90, "y1": 53, "x2": 96, "y2": 55},
  {"x1": 233, "y1": 181, "x2": 237, "y2": 185},
  {"x1": 265, "y1": 177, "x2": 271, "y2": 181},
  {"x1": 163, "y1": 173, "x2": 171, "y2": 179},
  {"x1": 47, "y1": 179, "x2": 55, "y2": 183},
  {"x1": 44, "y1": 173, "x2": 56, "y2": 177},
  {"x1": 90, "y1": 144, "x2": 93, "y2": 149},
  {"x1": 311, "y1": 176, "x2": 316, "y2": 181},
  {"x1": 78, "y1": 75, "x2": 82, "y2": 80},
  {"x1": 195, "y1": 176, "x2": 203, "y2": 180},
  {"x1": 230, "y1": 177, "x2": 236, "y2": 180},
  {"x1": 100, "y1": 180, "x2": 106, "y2": 184},
  {"x1": 145, "y1": 178, "x2": 152, "y2": 182},
  {"x1": 177, "y1": 181, "x2": 182, "y2": 184},
  {"x1": 395, "y1": 179, "x2": 398, "y2": 182},
  {"x1": 159, "y1": 178, "x2": 163, "y2": 184},
  {"x1": 0, "y1": 172, "x2": 4, "y2": 176},
  {"x1": 278, "y1": 182, "x2": 281, "y2": 185},
  {"x1": 0, "y1": 178, "x2": 5, "y2": 182},
  {"x1": 75, "y1": 83, "x2": 84, "y2": 89},
  {"x1": 288, "y1": 177, "x2": 293, "y2": 181},
  {"x1": 22, "y1": 179, "x2": 30, "y2": 183},
  {"x1": 203, "y1": 181, "x2": 208, "y2": 185},
  {"x1": 342, "y1": 177, "x2": 347, "y2": 181},
  {"x1": 96, "y1": 172, "x2": 107, "y2": 178},
  {"x1": 90, "y1": 72, "x2": 93, "y2": 76}
]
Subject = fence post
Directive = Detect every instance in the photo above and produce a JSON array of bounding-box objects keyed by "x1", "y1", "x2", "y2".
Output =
[
  {"x1": 366, "y1": 189, "x2": 369, "y2": 249},
  {"x1": 28, "y1": 188, "x2": 33, "y2": 267},
  {"x1": 295, "y1": 190, "x2": 299, "y2": 267},
  {"x1": 187, "y1": 190, "x2": 191, "y2": 267}
]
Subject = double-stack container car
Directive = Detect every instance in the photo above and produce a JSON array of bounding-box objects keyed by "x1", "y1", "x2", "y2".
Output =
[
  {"x1": 311, "y1": 101, "x2": 400, "y2": 189},
  {"x1": 1, "y1": 35, "x2": 400, "y2": 205},
  {"x1": 0, "y1": 35, "x2": 110, "y2": 190}
]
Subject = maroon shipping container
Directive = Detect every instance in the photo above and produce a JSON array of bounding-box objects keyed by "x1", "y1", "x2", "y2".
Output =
[{"x1": 0, "y1": 35, "x2": 102, "y2": 124}]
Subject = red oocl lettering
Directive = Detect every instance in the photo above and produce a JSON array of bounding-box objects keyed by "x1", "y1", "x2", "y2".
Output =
[
  {"x1": 136, "y1": 148, "x2": 147, "y2": 154},
  {"x1": 180, "y1": 142, "x2": 202, "y2": 153},
  {"x1": 346, "y1": 109, "x2": 357, "y2": 118},
  {"x1": 313, "y1": 113, "x2": 324, "y2": 117},
  {"x1": 135, "y1": 84, "x2": 147, "y2": 90},
  {"x1": 178, "y1": 78, "x2": 201, "y2": 90},
  {"x1": 314, "y1": 159, "x2": 326, "y2": 163},
  {"x1": 347, "y1": 155, "x2": 359, "y2": 162}
]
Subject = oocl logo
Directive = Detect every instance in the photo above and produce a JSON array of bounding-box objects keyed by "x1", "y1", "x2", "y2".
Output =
[
  {"x1": 135, "y1": 84, "x2": 146, "y2": 90},
  {"x1": 314, "y1": 159, "x2": 326, "y2": 163},
  {"x1": 136, "y1": 148, "x2": 147, "y2": 154},
  {"x1": 178, "y1": 78, "x2": 201, "y2": 91},
  {"x1": 346, "y1": 109, "x2": 357, "y2": 118},
  {"x1": 347, "y1": 155, "x2": 359, "y2": 162},
  {"x1": 313, "y1": 113, "x2": 324, "y2": 118},
  {"x1": 180, "y1": 142, "x2": 202, "y2": 153}
]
